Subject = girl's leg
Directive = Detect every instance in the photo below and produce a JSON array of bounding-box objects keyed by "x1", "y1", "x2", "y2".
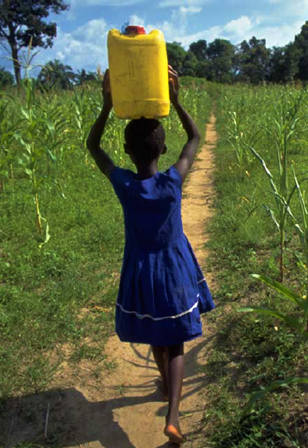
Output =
[
  {"x1": 151, "y1": 345, "x2": 168, "y2": 400},
  {"x1": 164, "y1": 343, "x2": 185, "y2": 444}
]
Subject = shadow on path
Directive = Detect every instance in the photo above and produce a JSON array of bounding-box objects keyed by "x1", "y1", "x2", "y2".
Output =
[{"x1": 1, "y1": 335, "x2": 218, "y2": 448}]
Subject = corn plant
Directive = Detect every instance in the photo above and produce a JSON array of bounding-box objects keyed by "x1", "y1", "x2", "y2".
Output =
[
  {"x1": 238, "y1": 166, "x2": 308, "y2": 413},
  {"x1": 0, "y1": 95, "x2": 19, "y2": 192},
  {"x1": 292, "y1": 168, "x2": 308, "y2": 326},
  {"x1": 71, "y1": 89, "x2": 97, "y2": 164},
  {"x1": 38, "y1": 99, "x2": 70, "y2": 179},
  {"x1": 248, "y1": 91, "x2": 305, "y2": 281},
  {"x1": 222, "y1": 89, "x2": 264, "y2": 167},
  {"x1": 104, "y1": 114, "x2": 127, "y2": 166},
  {"x1": 242, "y1": 376, "x2": 308, "y2": 414},
  {"x1": 227, "y1": 110, "x2": 263, "y2": 167},
  {"x1": 14, "y1": 78, "x2": 46, "y2": 238},
  {"x1": 14, "y1": 78, "x2": 65, "y2": 245},
  {"x1": 238, "y1": 272, "x2": 308, "y2": 413},
  {"x1": 240, "y1": 274, "x2": 308, "y2": 336}
]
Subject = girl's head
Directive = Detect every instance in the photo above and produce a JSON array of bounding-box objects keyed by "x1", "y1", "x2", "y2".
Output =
[{"x1": 124, "y1": 118, "x2": 167, "y2": 166}]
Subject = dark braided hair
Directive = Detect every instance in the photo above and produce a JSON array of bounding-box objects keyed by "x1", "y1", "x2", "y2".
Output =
[{"x1": 124, "y1": 118, "x2": 165, "y2": 164}]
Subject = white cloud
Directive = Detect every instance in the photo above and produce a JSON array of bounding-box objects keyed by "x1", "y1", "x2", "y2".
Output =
[
  {"x1": 74, "y1": 18, "x2": 107, "y2": 41},
  {"x1": 34, "y1": 19, "x2": 109, "y2": 73},
  {"x1": 224, "y1": 16, "x2": 254, "y2": 39},
  {"x1": 76, "y1": 0, "x2": 144, "y2": 5},
  {"x1": 133, "y1": 11, "x2": 303, "y2": 50},
  {"x1": 267, "y1": 0, "x2": 308, "y2": 18},
  {"x1": 249, "y1": 21, "x2": 303, "y2": 47},
  {"x1": 129, "y1": 15, "x2": 145, "y2": 27},
  {"x1": 169, "y1": 25, "x2": 221, "y2": 47},
  {"x1": 56, "y1": 51, "x2": 65, "y2": 60},
  {"x1": 159, "y1": 0, "x2": 210, "y2": 7},
  {"x1": 179, "y1": 6, "x2": 203, "y2": 14}
]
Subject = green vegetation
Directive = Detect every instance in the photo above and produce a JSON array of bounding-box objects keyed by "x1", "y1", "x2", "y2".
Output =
[
  {"x1": 201, "y1": 84, "x2": 308, "y2": 448},
  {"x1": 1, "y1": 73, "x2": 308, "y2": 447},
  {"x1": 0, "y1": 67, "x2": 14, "y2": 87}
]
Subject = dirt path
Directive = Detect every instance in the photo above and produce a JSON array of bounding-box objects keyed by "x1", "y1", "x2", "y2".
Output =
[{"x1": 3, "y1": 115, "x2": 217, "y2": 448}]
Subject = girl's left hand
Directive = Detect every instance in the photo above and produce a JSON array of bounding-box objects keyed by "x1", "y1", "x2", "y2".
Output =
[
  {"x1": 102, "y1": 69, "x2": 113, "y2": 109},
  {"x1": 168, "y1": 65, "x2": 179, "y2": 106}
]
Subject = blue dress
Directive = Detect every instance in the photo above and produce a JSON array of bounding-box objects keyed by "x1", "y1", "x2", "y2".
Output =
[{"x1": 110, "y1": 165, "x2": 215, "y2": 346}]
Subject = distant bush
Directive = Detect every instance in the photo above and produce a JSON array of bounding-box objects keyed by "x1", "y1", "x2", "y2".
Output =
[{"x1": 0, "y1": 66, "x2": 14, "y2": 87}]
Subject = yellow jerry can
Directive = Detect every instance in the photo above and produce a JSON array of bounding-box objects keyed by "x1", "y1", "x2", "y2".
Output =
[{"x1": 107, "y1": 26, "x2": 170, "y2": 119}]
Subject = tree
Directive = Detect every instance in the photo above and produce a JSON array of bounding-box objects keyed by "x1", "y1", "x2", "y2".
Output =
[
  {"x1": 268, "y1": 44, "x2": 300, "y2": 83},
  {"x1": 284, "y1": 43, "x2": 301, "y2": 82},
  {"x1": 0, "y1": 66, "x2": 14, "y2": 86},
  {"x1": 166, "y1": 42, "x2": 187, "y2": 75},
  {"x1": 189, "y1": 40, "x2": 207, "y2": 61},
  {"x1": 194, "y1": 60, "x2": 211, "y2": 78},
  {"x1": 0, "y1": 0, "x2": 69, "y2": 85},
  {"x1": 206, "y1": 39, "x2": 235, "y2": 83},
  {"x1": 293, "y1": 21, "x2": 308, "y2": 81},
  {"x1": 76, "y1": 69, "x2": 97, "y2": 86},
  {"x1": 38, "y1": 59, "x2": 76, "y2": 90},
  {"x1": 236, "y1": 37, "x2": 270, "y2": 84},
  {"x1": 182, "y1": 51, "x2": 198, "y2": 77}
]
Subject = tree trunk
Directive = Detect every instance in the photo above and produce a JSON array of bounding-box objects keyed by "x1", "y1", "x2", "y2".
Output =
[
  {"x1": 8, "y1": 24, "x2": 21, "y2": 85},
  {"x1": 10, "y1": 43, "x2": 21, "y2": 85}
]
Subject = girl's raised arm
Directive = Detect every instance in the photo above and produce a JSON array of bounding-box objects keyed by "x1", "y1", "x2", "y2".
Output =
[
  {"x1": 169, "y1": 66, "x2": 200, "y2": 182},
  {"x1": 86, "y1": 69, "x2": 115, "y2": 179}
]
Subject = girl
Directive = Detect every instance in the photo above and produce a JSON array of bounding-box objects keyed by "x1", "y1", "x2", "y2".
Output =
[{"x1": 87, "y1": 66, "x2": 215, "y2": 445}]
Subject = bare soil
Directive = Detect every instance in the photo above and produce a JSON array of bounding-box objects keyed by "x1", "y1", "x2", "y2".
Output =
[{"x1": 1, "y1": 114, "x2": 218, "y2": 448}]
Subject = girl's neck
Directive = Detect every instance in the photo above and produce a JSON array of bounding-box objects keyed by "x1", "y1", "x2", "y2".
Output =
[{"x1": 135, "y1": 161, "x2": 158, "y2": 180}]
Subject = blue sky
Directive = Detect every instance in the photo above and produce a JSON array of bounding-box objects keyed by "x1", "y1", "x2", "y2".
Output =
[{"x1": 1, "y1": 0, "x2": 308, "y2": 75}]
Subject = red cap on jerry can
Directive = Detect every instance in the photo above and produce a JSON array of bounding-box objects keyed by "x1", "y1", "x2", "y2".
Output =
[{"x1": 125, "y1": 26, "x2": 146, "y2": 35}]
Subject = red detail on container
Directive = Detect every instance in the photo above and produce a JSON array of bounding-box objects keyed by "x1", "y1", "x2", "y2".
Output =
[{"x1": 125, "y1": 26, "x2": 146, "y2": 35}]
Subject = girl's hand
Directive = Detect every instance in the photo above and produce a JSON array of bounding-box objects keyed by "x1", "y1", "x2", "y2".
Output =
[
  {"x1": 102, "y1": 69, "x2": 113, "y2": 110},
  {"x1": 168, "y1": 65, "x2": 179, "y2": 106}
]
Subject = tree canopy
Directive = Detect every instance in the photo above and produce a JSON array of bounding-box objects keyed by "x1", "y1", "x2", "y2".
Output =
[
  {"x1": 164, "y1": 21, "x2": 308, "y2": 85},
  {"x1": 0, "y1": 0, "x2": 69, "y2": 84},
  {"x1": 37, "y1": 59, "x2": 76, "y2": 90}
]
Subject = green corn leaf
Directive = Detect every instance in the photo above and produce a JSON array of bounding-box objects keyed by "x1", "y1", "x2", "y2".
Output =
[
  {"x1": 44, "y1": 120, "x2": 56, "y2": 137},
  {"x1": 244, "y1": 377, "x2": 308, "y2": 413},
  {"x1": 38, "y1": 218, "x2": 51, "y2": 250},
  {"x1": 14, "y1": 133, "x2": 26, "y2": 146},
  {"x1": 294, "y1": 224, "x2": 306, "y2": 251},
  {"x1": 248, "y1": 145, "x2": 273, "y2": 179},
  {"x1": 251, "y1": 273, "x2": 306, "y2": 309},
  {"x1": 46, "y1": 148, "x2": 57, "y2": 162},
  {"x1": 271, "y1": 191, "x2": 296, "y2": 220},
  {"x1": 238, "y1": 306, "x2": 304, "y2": 333},
  {"x1": 293, "y1": 167, "x2": 308, "y2": 229},
  {"x1": 304, "y1": 295, "x2": 308, "y2": 331},
  {"x1": 263, "y1": 205, "x2": 280, "y2": 231}
]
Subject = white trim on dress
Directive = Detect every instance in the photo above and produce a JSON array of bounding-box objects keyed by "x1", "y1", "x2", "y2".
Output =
[{"x1": 116, "y1": 294, "x2": 200, "y2": 321}]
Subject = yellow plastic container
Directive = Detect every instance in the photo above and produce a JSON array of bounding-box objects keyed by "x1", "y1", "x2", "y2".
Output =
[{"x1": 107, "y1": 27, "x2": 170, "y2": 119}]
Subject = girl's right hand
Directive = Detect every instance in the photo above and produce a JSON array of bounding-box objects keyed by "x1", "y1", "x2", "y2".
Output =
[{"x1": 168, "y1": 65, "x2": 180, "y2": 106}]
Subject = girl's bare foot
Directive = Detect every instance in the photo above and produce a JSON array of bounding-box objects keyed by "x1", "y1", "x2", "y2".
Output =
[{"x1": 164, "y1": 423, "x2": 186, "y2": 445}]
